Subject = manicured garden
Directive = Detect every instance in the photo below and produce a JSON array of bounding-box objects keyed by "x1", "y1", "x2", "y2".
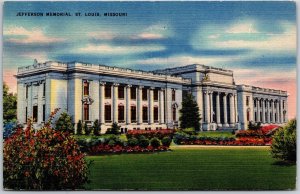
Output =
[{"x1": 85, "y1": 146, "x2": 296, "y2": 190}]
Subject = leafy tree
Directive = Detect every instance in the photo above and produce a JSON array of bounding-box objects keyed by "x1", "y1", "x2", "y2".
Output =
[
  {"x1": 179, "y1": 93, "x2": 201, "y2": 131},
  {"x1": 3, "y1": 83, "x2": 17, "y2": 122},
  {"x1": 271, "y1": 119, "x2": 296, "y2": 162},
  {"x1": 84, "y1": 122, "x2": 91, "y2": 135},
  {"x1": 55, "y1": 112, "x2": 74, "y2": 133},
  {"x1": 77, "y1": 120, "x2": 83, "y2": 135},
  {"x1": 248, "y1": 121, "x2": 261, "y2": 130},
  {"x1": 106, "y1": 122, "x2": 120, "y2": 135},
  {"x1": 93, "y1": 119, "x2": 101, "y2": 136}
]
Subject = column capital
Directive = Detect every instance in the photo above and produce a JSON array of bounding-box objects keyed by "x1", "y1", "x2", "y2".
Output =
[
  {"x1": 223, "y1": 92, "x2": 228, "y2": 96},
  {"x1": 149, "y1": 87, "x2": 155, "y2": 90},
  {"x1": 160, "y1": 87, "x2": 166, "y2": 91},
  {"x1": 99, "y1": 81, "x2": 106, "y2": 86},
  {"x1": 228, "y1": 93, "x2": 234, "y2": 97},
  {"x1": 113, "y1": 83, "x2": 119, "y2": 87},
  {"x1": 138, "y1": 85, "x2": 144, "y2": 89},
  {"x1": 126, "y1": 84, "x2": 132, "y2": 88}
]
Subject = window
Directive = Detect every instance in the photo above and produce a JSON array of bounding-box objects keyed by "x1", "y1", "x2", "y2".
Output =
[
  {"x1": 33, "y1": 105, "x2": 38, "y2": 122},
  {"x1": 270, "y1": 101, "x2": 272, "y2": 107},
  {"x1": 254, "y1": 112, "x2": 257, "y2": 122},
  {"x1": 105, "y1": 85, "x2": 111, "y2": 98},
  {"x1": 283, "y1": 101, "x2": 285, "y2": 109},
  {"x1": 42, "y1": 104, "x2": 45, "y2": 122},
  {"x1": 172, "y1": 107, "x2": 176, "y2": 121},
  {"x1": 154, "y1": 107, "x2": 159, "y2": 122},
  {"x1": 118, "y1": 105, "x2": 124, "y2": 122},
  {"x1": 84, "y1": 104, "x2": 89, "y2": 121},
  {"x1": 259, "y1": 100, "x2": 262, "y2": 107},
  {"x1": 246, "y1": 96, "x2": 249, "y2": 106},
  {"x1": 270, "y1": 113, "x2": 272, "y2": 122},
  {"x1": 131, "y1": 106, "x2": 136, "y2": 122},
  {"x1": 83, "y1": 81, "x2": 89, "y2": 96},
  {"x1": 172, "y1": 90, "x2": 176, "y2": 101},
  {"x1": 142, "y1": 107, "x2": 148, "y2": 122},
  {"x1": 118, "y1": 86, "x2": 124, "y2": 99},
  {"x1": 25, "y1": 107, "x2": 28, "y2": 123},
  {"x1": 26, "y1": 85, "x2": 29, "y2": 99},
  {"x1": 247, "y1": 111, "x2": 250, "y2": 122},
  {"x1": 154, "y1": 90, "x2": 158, "y2": 101},
  {"x1": 131, "y1": 87, "x2": 136, "y2": 99},
  {"x1": 43, "y1": 82, "x2": 46, "y2": 97},
  {"x1": 105, "y1": 105, "x2": 111, "y2": 122},
  {"x1": 142, "y1": 88, "x2": 147, "y2": 100},
  {"x1": 254, "y1": 100, "x2": 257, "y2": 107}
]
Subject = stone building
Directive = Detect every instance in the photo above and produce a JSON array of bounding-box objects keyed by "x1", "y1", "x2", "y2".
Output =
[{"x1": 16, "y1": 61, "x2": 288, "y2": 132}]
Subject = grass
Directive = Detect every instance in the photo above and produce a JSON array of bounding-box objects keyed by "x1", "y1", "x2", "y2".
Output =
[
  {"x1": 72, "y1": 134, "x2": 127, "y2": 141},
  {"x1": 84, "y1": 146, "x2": 296, "y2": 190},
  {"x1": 196, "y1": 131, "x2": 235, "y2": 138}
]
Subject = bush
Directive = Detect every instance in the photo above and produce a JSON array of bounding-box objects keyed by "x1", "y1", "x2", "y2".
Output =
[
  {"x1": 106, "y1": 122, "x2": 120, "y2": 135},
  {"x1": 139, "y1": 136, "x2": 150, "y2": 148},
  {"x1": 182, "y1": 127, "x2": 196, "y2": 135},
  {"x1": 161, "y1": 136, "x2": 172, "y2": 146},
  {"x1": 77, "y1": 120, "x2": 83, "y2": 135},
  {"x1": 3, "y1": 121, "x2": 18, "y2": 140},
  {"x1": 271, "y1": 119, "x2": 296, "y2": 162},
  {"x1": 55, "y1": 112, "x2": 74, "y2": 133},
  {"x1": 248, "y1": 121, "x2": 261, "y2": 130},
  {"x1": 3, "y1": 117, "x2": 89, "y2": 190},
  {"x1": 108, "y1": 139, "x2": 116, "y2": 146},
  {"x1": 150, "y1": 137, "x2": 161, "y2": 148},
  {"x1": 93, "y1": 119, "x2": 101, "y2": 136},
  {"x1": 84, "y1": 122, "x2": 91, "y2": 135},
  {"x1": 127, "y1": 137, "x2": 139, "y2": 147}
]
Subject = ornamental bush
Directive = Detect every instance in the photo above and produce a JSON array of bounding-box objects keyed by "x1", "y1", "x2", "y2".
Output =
[
  {"x1": 127, "y1": 137, "x2": 139, "y2": 147},
  {"x1": 77, "y1": 120, "x2": 83, "y2": 135},
  {"x1": 106, "y1": 122, "x2": 120, "y2": 135},
  {"x1": 161, "y1": 136, "x2": 172, "y2": 147},
  {"x1": 3, "y1": 112, "x2": 90, "y2": 190},
  {"x1": 150, "y1": 137, "x2": 161, "y2": 148},
  {"x1": 93, "y1": 119, "x2": 101, "y2": 136},
  {"x1": 55, "y1": 112, "x2": 74, "y2": 133},
  {"x1": 138, "y1": 136, "x2": 150, "y2": 148},
  {"x1": 271, "y1": 119, "x2": 296, "y2": 162}
]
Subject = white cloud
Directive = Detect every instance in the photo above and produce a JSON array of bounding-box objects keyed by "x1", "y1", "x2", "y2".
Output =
[
  {"x1": 226, "y1": 20, "x2": 258, "y2": 34},
  {"x1": 77, "y1": 44, "x2": 165, "y2": 54},
  {"x1": 4, "y1": 26, "x2": 65, "y2": 44},
  {"x1": 20, "y1": 51, "x2": 48, "y2": 62}
]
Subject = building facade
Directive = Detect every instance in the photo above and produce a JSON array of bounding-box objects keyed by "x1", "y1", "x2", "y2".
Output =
[{"x1": 16, "y1": 61, "x2": 288, "y2": 132}]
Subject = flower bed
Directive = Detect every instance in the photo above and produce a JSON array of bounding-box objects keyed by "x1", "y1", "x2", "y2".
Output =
[{"x1": 126, "y1": 129, "x2": 174, "y2": 139}]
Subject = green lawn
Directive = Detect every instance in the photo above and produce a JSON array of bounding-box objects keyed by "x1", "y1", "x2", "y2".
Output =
[
  {"x1": 85, "y1": 146, "x2": 296, "y2": 190},
  {"x1": 196, "y1": 131, "x2": 235, "y2": 138}
]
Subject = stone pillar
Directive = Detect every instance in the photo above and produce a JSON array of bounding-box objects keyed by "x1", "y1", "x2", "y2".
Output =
[
  {"x1": 37, "y1": 82, "x2": 44, "y2": 124},
  {"x1": 223, "y1": 93, "x2": 228, "y2": 127},
  {"x1": 99, "y1": 82, "x2": 105, "y2": 124},
  {"x1": 271, "y1": 100, "x2": 275, "y2": 123},
  {"x1": 149, "y1": 87, "x2": 154, "y2": 124},
  {"x1": 229, "y1": 93, "x2": 235, "y2": 126},
  {"x1": 262, "y1": 99, "x2": 265, "y2": 123},
  {"x1": 216, "y1": 92, "x2": 221, "y2": 126},
  {"x1": 112, "y1": 83, "x2": 119, "y2": 123},
  {"x1": 126, "y1": 85, "x2": 131, "y2": 125},
  {"x1": 204, "y1": 91, "x2": 210, "y2": 123},
  {"x1": 159, "y1": 89, "x2": 165, "y2": 124},
  {"x1": 276, "y1": 100, "x2": 280, "y2": 123},
  {"x1": 137, "y1": 86, "x2": 143, "y2": 124},
  {"x1": 266, "y1": 100, "x2": 270, "y2": 123},
  {"x1": 234, "y1": 94, "x2": 238, "y2": 123},
  {"x1": 209, "y1": 92, "x2": 213, "y2": 123},
  {"x1": 280, "y1": 99, "x2": 284, "y2": 123},
  {"x1": 257, "y1": 99, "x2": 261, "y2": 122}
]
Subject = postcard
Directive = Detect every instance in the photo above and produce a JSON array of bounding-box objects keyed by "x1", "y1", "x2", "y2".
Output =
[{"x1": 2, "y1": 1, "x2": 297, "y2": 190}]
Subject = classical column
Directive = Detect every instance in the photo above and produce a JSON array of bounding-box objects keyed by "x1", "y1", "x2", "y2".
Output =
[
  {"x1": 229, "y1": 93, "x2": 235, "y2": 126},
  {"x1": 262, "y1": 99, "x2": 265, "y2": 123},
  {"x1": 223, "y1": 93, "x2": 228, "y2": 127},
  {"x1": 209, "y1": 91, "x2": 213, "y2": 123},
  {"x1": 159, "y1": 88, "x2": 165, "y2": 124},
  {"x1": 257, "y1": 99, "x2": 261, "y2": 122},
  {"x1": 149, "y1": 87, "x2": 154, "y2": 124},
  {"x1": 137, "y1": 86, "x2": 143, "y2": 124},
  {"x1": 271, "y1": 100, "x2": 275, "y2": 123},
  {"x1": 126, "y1": 85, "x2": 131, "y2": 125},
  {"x1": 234, "y1": 94, "x2": 238, "y2": 123},
  {"x1": 204, "y1": 91, "x2": 210, "y2": 123},
  {"x1": 280, "y1": 99, "x2": 284, "y2": 123},
  {"x1": 276, "y1": 100, "x2": 280, "y2": 123},
  {"x1": 266, "y1": 99, "x2": 270, "y2": 123},
  {"x1": 99, "y1": 82, "x2": 105, "y2": 124},
  {"x1": 112, "y1": 83, "x2": 119, "y2": 123},
  {"x1": 216, "y1": 92, "x2": 221, "y2": 126}
]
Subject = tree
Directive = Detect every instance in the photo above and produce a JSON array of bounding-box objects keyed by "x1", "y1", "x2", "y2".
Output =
[
  {"x1": 93, "y1": 119, "x2": 101, "y2": 136},
  {"x1": 106, "y1": 122, "x2": 120, "y2": 135},
  {"x1": 179, "y1": 93, "x2": 201, "y2": 131},
  {"x1": 55, "y1": 112, "x2": 74, "y2": 133},
  {"x1": 271, "y1": 119, "x2": 296, "y2": 162},
  {"x1": 3, "y1": 83, "x2": 17, "y2": 122},
  {"x1": 77, "y1": 120, "x2": 83, "y2": 135}
]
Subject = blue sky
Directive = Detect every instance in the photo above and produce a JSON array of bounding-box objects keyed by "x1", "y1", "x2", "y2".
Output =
[{"x1": 3, "y1": 1, "x2": 297, "y2": 117}]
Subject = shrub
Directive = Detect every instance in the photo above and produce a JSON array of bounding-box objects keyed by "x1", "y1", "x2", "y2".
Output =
[
  {"x1": 77, "y1": 120, "x2": 83, "y2": 135},
  {"x1": 106, "y1": 122, "x2": 120, "y2": 135},
  {"x1": 84, "y1": 122, "x2": 91, "y2": 135},
  {"x1": 248, "y1": 121, "x2": 261, "y2": 130},
  {"x1": 93, "y1": 119, "x2": 101, "y2": 136},
  {"x1": 161, "y1": 136, "x2": 172, "y2": 146},
  {"x1": 3, "y1": 121, "x2": 18, "y2": 140},
  {"x1": 139, "y1": 136, "x2": 150, "y2": 148},
  {"x1": 271, "y1": 119, "x2": 296, "y2": 162},
  {"x1": 127, "y1": 137, "x2": 139, "y2": 147},
  {"x1": 108, "y1": 139, "x2": 116, "y2": 146},
  {"x1": 182, "y1": 127, "x2": 196, "y2": 135},
  {"x1": 150, "y1": 137, "x2": 161, "y2": 148},
  {"x1": 55, "y1": 112, "x2": 74, "y2": 133},
  {"x1": 3, "y1": 116, "x2": 89, "y2": 190}
]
